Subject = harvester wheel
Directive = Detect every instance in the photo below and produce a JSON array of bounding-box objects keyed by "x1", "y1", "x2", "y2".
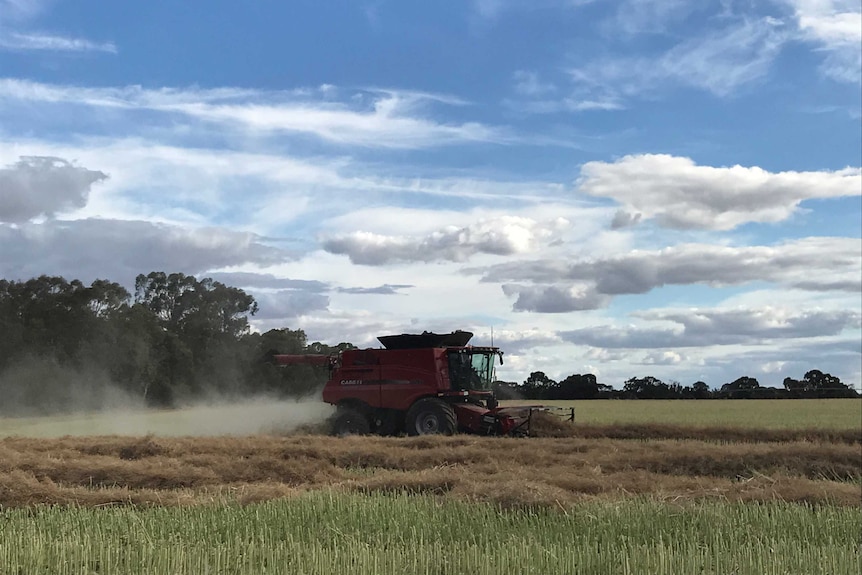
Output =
[
  {"x1": 332, "y1": 407, "x2": 371, "y2": 436},
  {"x1": 405, "y1": 398, "x2": 457, "y2": 436}
]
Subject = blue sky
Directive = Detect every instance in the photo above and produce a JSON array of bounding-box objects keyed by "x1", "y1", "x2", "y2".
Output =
[{"x1": 1, "y1": 0, "x2": 860, "y2": 388}]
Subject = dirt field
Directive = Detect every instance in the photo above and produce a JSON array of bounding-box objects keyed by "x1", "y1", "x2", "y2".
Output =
[{"x1": 2, "y1": 422, "x2": 859, "y2": 509}]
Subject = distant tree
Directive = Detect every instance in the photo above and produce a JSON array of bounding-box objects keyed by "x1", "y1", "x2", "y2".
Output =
[
  {"x1": 553, "y1": 373, "x2": 600, "y2": 399},
  {"x1": 522, "y1": 371, "x2": 556, "y2": 399},
  {"x1": 783, "y1": 376, "x2": 805, "y2": 393},
  {"x1": 720, "y1": 376, "x2": 761, "y2": 399},
  {"x1": 691, "y1": 381, "x2": 711, "y2": 399},
  {"x1": 623, "y1": 376, "x2": 673, "y2": 399},
  {"x1": 134, "y1": 272, "x2": 258, "y2": 396},
  {"x1": 785, "y1": 370, "x2": 858, "y2": 398},
  {"x1": 802, "y1": 370, "x2": 841, "y2": 391}
]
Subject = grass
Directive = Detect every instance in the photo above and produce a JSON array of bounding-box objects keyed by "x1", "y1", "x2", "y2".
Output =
[
  {"x1": 1, "y1": 492, "x2": 859, "y2": 575},
  {"x1": 505, "y1": 398, "x2": 862, "y2": 429}
]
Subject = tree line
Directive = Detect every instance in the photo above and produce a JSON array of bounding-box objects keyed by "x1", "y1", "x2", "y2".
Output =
[
  {"x1": 0, "y1": 273, "x2": 351, "y2": 416},
  {"x1": 0, "y1": 273, "x2": 857, "y2": 415},
  {"x1": 493, "y1": 371, "x2": 860, "y2": 401}
]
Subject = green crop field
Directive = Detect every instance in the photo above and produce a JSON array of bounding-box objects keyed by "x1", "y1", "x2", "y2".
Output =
[
  {"x1": 2, "y1": 492, "x2": 858, "y2": 575},
  {"x1": 504, "y1": 398, "x2": 862, "y2": 429}
]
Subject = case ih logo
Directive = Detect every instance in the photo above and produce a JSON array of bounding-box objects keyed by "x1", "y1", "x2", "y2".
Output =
[{"x1": 340, "y1": 379, "x2": 363, "y2": 386}]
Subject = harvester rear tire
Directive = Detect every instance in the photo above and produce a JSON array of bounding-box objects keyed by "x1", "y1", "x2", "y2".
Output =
[
  {"x1": 332, "y1": 407, "x2": 371, "y2": 436},
  {"x1": 405, "y1": 398, "x2": 457, "y2": 436}
]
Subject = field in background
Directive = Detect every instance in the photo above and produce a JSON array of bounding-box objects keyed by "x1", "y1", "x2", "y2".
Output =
[{"x1": 505, "y1": 398, "x2": 862, "y2": 429}]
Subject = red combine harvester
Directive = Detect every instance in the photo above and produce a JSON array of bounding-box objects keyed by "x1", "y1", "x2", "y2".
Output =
[{"x1": 272, "y1": 330, "x2": 573, "y2": 436}]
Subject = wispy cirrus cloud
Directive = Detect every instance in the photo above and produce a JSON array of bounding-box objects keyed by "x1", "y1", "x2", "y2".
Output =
[
  {"x1": 0, "y1": 32, "x2": 116, "y2": 53},
  {"x1": 570, "y1": 16, "x2": 788, "y2": 101},
  {"x1": 0, "y1": 79, "x2": 506, "y2": 148},
  {"x1": 783, "y1": 0, "x2": 861, "y2": 82},
  {"x1": 0, "y1": 1, "x2": 116, "y2": 54}
]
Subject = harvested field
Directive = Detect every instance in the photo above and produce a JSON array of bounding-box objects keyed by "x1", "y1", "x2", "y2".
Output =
[{"x1": 1, "y1": 432, "x2": 859, "y2": 509}]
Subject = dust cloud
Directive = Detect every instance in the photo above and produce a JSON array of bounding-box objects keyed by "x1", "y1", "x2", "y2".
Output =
[
  {"x1": 0, "y1": 398, "x2": 335, "y2": 438},
  {"x1": 0, "y1": 355, "x2": 335, "y2": 437}
]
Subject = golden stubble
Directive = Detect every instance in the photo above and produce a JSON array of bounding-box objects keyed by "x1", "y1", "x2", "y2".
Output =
[{"x1": 1, "y1": 424, "x2": 859, "y2": 509}]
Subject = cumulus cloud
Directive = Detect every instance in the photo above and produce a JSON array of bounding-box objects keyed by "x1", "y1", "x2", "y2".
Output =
[
  {"x1": 337, "y1": 284, "x2": 413, "y2": 295},
  {"x1": 0, "y1": 219, "x2": 289, "y2": 286},
  {"x1": 560, "y1": 307, "x2": 862, "y2": 348},
  {"x1": 0, "y1": 157, "x2": 107, "y2": 223},
  {"x1": 502, "y1": 284, "x2": 610, "y2": 312},
  {"x1": 250, "y1": 290, "x2": 330, "y2": 321},
  {"x1": 480, "y1": 237, "x2": 861, "y2": 312},
  {"x1": 204, "y1": 272, "x2": 328, "y2": 292},
  {"x1": 577, "y1": 154, "x2": 861, "y2": 230},
  {"x1": 642, "y1": 351, "x2": 685, "y2": 365},
  {"x1": 476, "y1": 327, "x2": 563, "y2": 355},
  {"x1": 323, "y1": 216, "x2": 569, "y2": 265}
]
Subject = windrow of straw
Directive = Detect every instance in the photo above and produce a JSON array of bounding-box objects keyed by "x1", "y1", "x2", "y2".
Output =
[{"x1": 1, "y1": 433, "x2": 859, "y2": 509}]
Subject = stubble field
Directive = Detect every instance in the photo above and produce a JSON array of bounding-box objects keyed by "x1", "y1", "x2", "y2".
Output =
[{"x1": 1, "y1": 399, "x2": 860, "y2": 574}]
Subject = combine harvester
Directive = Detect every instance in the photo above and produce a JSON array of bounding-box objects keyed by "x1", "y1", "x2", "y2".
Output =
[{"x1": 273, "y1": 331, "x2": 573, "y2": 437}]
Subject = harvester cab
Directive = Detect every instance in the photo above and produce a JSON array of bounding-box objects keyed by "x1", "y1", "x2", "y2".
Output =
[{"x1": 273, "y1": 330, "x2": 573, "y2": 437}]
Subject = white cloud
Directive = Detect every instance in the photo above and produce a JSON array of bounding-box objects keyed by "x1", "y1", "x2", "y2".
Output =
[
  {"x1": 479, "y1": 237, "x2": 862, "y2": 311},
  {"x1": 0, "y1": 79, "x2": 505, "y2": 149},
  {"x1": 0, "y1": 2, "x2": 116, "y2": 54},
  {"x1": 0, "y1": 32, "x2": 116, "y2": 53},
  {"x1": 784, "y1": 0, "x2": 862, "y2": 82},
  {"x1": 0, "y1": 156, "x2": 107, "y2": 222},
  {"x1": 642, "y1": 351, "x2": 685, "y2": 365},
  {"x1": 322, "y1": 216, "x2": 570, "y2": 264},
  {"x1": 502, "y1": 283, "x2": 611, "y2": 312},
  {"x1": 570, "y1": 16, "x2": 788, "y2": 101},
  {"x1": 0, "y1": 219, "x2": 290, "y2": 286},
  {"x1": 577, "y1": 154, "x2": 861, "y2": 230},
  {"x1": 560, "y1": 306, "x2": 862, "y2": 348},
  {"x1": 251, "y1": 290, "x2": 330, "y2": 320}
]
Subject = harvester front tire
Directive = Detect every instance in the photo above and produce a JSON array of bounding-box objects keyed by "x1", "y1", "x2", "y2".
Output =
[
  {"x1": 405, "y1": 398, "x2": 457, "y2": 436},
  {"x1": 332, "y1": 407, "x2": 371, "y2": 436}
]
